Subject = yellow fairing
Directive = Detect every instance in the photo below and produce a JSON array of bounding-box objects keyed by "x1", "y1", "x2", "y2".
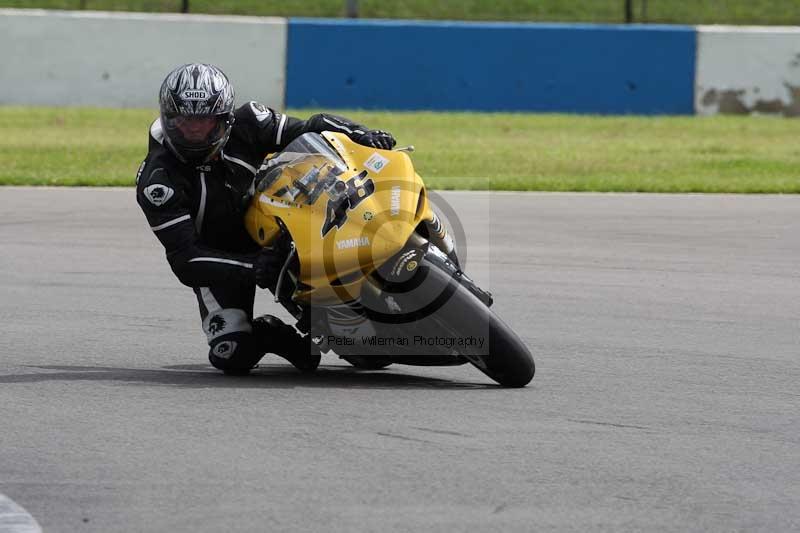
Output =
[{"x1": 244, "y1": 132, "x2": 433, "y2": 305}]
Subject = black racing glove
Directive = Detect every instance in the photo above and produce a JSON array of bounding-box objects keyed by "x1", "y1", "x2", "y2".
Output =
[
  {"x1": 353, "y1": 130, "x2": 396, "y2": 150},
  {"x1": 253, "y1": 247, "x2": 284, "y2": 290}
]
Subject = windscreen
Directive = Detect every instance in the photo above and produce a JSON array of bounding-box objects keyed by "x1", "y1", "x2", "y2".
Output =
[{"x1": 255, "y1": 133, "x2": 349, "y2": 205}]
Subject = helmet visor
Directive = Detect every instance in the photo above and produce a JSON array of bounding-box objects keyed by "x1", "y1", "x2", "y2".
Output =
[{"x1": 164, "y1": 114, "x2": 229, "y2": 152}]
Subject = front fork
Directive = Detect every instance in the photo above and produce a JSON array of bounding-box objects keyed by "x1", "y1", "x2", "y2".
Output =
[
  {"x1": 424, "y1": 211, "x2": 460, "y2": 268},
  {"x1": 420, "y1": 215, "x2": 493, "y2": 308}
]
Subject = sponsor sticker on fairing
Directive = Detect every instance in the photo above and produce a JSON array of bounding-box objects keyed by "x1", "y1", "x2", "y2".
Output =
[
  {"x1": 259, "y1": 194, "x2": 291, "y2": 209},
  {"x1": 364, "y1": 153, "x2": 390, "y2": 174},
  {"x1": 390, "y1": 249, "x2": 420, "y2": 278}
]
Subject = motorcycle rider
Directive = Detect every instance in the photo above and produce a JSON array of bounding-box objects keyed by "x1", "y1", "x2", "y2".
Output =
[{"x1": 136, "y1": 63, "x2": 396, "y2": 375}]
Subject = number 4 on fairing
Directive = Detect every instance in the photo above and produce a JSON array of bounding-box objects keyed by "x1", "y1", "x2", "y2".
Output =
[{"x1": 321, "y1": 172, "x2": 375, "y2": 237}]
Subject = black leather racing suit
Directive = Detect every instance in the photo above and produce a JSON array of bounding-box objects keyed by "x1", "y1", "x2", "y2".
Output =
[{"x1": 135, "y1": 102, "x2": 372, "y2": 371}]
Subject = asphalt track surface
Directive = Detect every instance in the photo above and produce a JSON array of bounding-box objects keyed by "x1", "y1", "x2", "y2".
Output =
[{"x1": 1, "y1": 188, "x2": 798, "y2": 532}]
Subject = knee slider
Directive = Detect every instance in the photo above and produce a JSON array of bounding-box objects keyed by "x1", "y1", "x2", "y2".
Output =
[
  {"x1": 202, "y1": 308, "x2": 258, "y2": 372},
  {"x1": 208, "y1": 332, "x2": 261, "y2": 372}
]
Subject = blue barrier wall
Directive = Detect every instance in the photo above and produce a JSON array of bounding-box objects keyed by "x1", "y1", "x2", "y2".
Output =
[{"x1": 287, "y1": 19, "x2": 696, "y2": 114}]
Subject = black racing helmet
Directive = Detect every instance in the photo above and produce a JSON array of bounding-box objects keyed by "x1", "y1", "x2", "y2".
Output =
[{"x1": 159, "y1": 63, "x2": 235, "y2": 164}]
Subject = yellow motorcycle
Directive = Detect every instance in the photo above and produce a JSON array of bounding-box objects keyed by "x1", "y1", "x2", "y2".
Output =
[{"x1": 245, "y1": 132, "x2": 535, "y2": 387}]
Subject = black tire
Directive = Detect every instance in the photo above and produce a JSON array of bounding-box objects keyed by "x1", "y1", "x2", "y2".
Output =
[
  {"x1": 473, "y1": 309, "x2": 536, "y2": 388},
  {"x1": 365, "y1": 255, "x2": 535, "y2": 387},
  {"x1": 428, "y1": 269, "x2": 534, "y2": 387}
]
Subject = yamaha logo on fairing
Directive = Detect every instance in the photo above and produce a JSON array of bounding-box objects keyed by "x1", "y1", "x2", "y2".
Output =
[
  {"x1": 336, "y1": 236, "x2": 370, "y2": 250},
  {"x1": 390, "y1": 186, "x2": 402, "y2": 216},
  {"x1": 183, "y1": 90, "x2": 208, "y2": 101}
]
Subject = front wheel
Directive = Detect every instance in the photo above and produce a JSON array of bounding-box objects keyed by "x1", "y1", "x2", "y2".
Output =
[
  {"x1": 429, "y1": 272, "x2": 535, "y2": 388},
  {"x1": 462, "y1": 308, "x2": 535, "y2": 388},
  {"x1": 364, "y1": 255, "x2": 535, "y2": 387}
]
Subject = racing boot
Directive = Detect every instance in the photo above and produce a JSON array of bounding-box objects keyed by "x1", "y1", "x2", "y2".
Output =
[{"x1": 252, "y1": 315, "x2": 321, "y2": 372}]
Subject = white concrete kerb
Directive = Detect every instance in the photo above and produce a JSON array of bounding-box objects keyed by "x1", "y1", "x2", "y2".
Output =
[{"x1": 0, "y1": 494, "x2": 41, "y2": 533}]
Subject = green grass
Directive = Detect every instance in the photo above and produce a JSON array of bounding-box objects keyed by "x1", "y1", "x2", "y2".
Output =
[
  {"x1": 5, "y1": 0, "x2": 800, "y2": 25},
  {"x1": 1, "y1": 107, "x2": 799, "y2": 192}
]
